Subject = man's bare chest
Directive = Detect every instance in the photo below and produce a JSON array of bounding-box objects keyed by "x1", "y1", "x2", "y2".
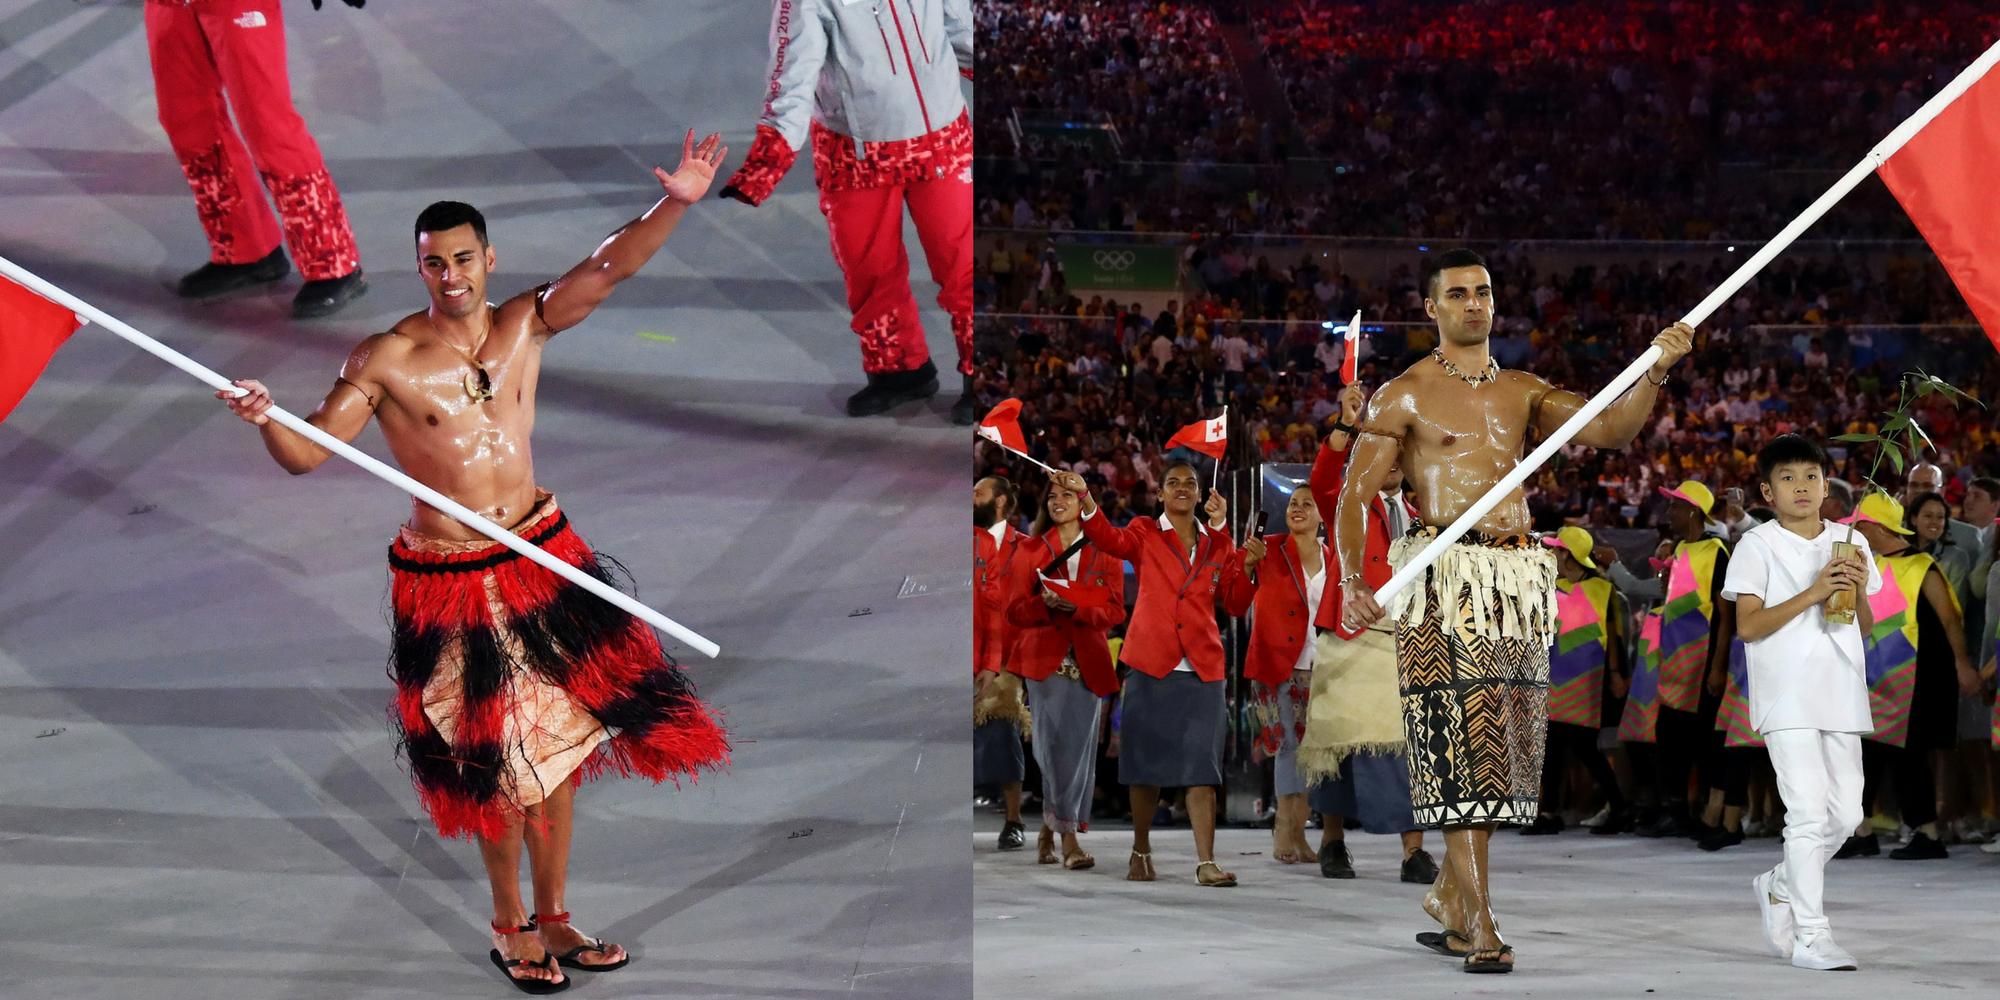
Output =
[{"x1": 1405, "y1": 382, "x2": 1534, "y2": 455}]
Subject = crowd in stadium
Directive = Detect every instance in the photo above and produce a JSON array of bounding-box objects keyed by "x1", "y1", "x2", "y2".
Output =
[
  {"x1": 972, "y1": 248, "x2": 1997, "y2": 533},
  {"x1": 977, "y1": 0, "x2": 2000, "y2": 240}
]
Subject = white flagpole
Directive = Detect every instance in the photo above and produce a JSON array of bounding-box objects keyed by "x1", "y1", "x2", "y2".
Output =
[
  {"x1": 1372, "y1": 37, "x2": 2000, "y2": 610},
  {"x1": 981, "y1": 431, "x2": 1063, "y2": 476},
  {"x1": 0, "y1": 254, "x2": 722, "y2": 659}
]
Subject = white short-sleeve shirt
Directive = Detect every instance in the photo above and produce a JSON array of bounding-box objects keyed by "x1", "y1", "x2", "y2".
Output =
[{"x1": 1721, "y1": 519, "x2": 1884, "y2": 734}]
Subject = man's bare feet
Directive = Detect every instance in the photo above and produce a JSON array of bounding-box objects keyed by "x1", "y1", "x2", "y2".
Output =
[
  {"x1": 535, "y1": 913, "x2": 629, "y2": 971},
  {"x1": 492, "y1": 925, "x2": 565, "y2": 988}
]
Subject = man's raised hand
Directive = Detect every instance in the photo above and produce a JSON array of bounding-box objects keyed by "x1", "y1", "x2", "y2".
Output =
[
  {"x1": 654, "y1": 130, "x2": 728, "y2": 205},
  {"x1": 1649, "y1": 321, "x2": 1695, "y2": 376},
  {"x1": 219, "y1": 379, "x2": 273, "y2": 426}
]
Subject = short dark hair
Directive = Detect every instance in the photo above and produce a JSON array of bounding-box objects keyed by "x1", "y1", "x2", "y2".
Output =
[
  {"x1": 415, "y1": 200, "x2": 488, "y2": 246},
  {"x1": 1756, "y1": 433, "x2": 1830, "y2": 484},
  {"x1": 1162, "y1": 459, "x2": 1200, "y2": 482},
  {"x1": 1425, "y1": 248, "x2": 1489, "y2": 299},
  {"x1": 1970, "y1": 477, "x2": 2000, "y2": 502}
]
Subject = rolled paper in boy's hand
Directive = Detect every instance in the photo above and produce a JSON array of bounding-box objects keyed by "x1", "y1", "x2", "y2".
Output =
[{"x1": 1824, "y1": 541, "x2": 1861, "y2": 624}]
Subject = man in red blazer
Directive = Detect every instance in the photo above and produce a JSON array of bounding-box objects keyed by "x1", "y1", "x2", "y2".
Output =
[
  {"x1": 975, "y1": 476, "x2": 1029, "y2": 849},
  {"x1": 1305, "y1": 385, "x2": 1437, "y2": 884},
  {"x1": 1054, "y1": 462, "x2": 1245, "y2": 887}
]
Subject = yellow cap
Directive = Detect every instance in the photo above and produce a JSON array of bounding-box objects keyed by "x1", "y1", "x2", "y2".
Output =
[
  {"x1": 1658, "y1": 480, "x2": 1718, "y2": 523},
  {"x1": 1541, "y1": 525, "x2": 1599, "y2": 569},
  {"x1": 1844, "y1": 491, "x2": 1915, "y2": 535}
]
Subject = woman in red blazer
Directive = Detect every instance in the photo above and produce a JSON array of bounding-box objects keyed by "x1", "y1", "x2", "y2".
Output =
[
  {"x1": 1006, "y1": 481, "x2": 1126, "y2": 869},
  {"x1": 1057, "y1": 462, "x2": 1245, "y2": 887},
  {"x1": 1223, "y1": 486, "x2": 1328, "y2": 867}
]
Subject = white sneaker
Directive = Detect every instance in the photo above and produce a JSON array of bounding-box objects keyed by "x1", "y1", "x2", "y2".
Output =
[
  {"x1": 1791, "y1": 932, "x2": 1858, "y2": 971},
  {"x1": 1979, "y1": 840, "x2": 2000, "y2": 855},
  {"x1": 1579, "y1": 804, "x2": 1612, "y2": 828},
  {"x1": 1752, "y1": 869, "x2": 1793, "y2": 958}
]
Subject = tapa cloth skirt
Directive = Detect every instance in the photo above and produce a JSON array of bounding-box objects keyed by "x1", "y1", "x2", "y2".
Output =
[{"x1": 1385, "y1": 528, "x2": 1557, "y2": 829}]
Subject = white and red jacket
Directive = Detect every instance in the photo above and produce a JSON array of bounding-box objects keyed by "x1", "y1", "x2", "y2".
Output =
[
  {"x1": 1310, "y1": 438, "x2": 1421, "y2": 637},
  {"x1": 1079, "y1": 508, "x2": 1243, "y2": 682},
  {"x1": 1223, "y1": 534, "x2": 1331, "y2": 685},
  {"x1": 724, "y1": 0, "x2": 974, "y2": 204},
  {"x1": 974, "y1": 522, "x2": 1026, "y2": 675}
]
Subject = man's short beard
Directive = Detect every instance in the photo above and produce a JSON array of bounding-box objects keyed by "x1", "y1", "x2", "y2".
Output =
[{"x1": 974, "y1": 499, "x2": 999, "y2": 529}]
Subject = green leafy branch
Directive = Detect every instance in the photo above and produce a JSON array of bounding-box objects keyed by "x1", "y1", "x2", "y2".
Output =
[{"x1": 1829, "y1": 368, "x2": 1984, "y2": 514}]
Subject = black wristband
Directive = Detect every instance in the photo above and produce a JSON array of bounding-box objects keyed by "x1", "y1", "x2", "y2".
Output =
[{"x1": 1332, "y1": 420, "x2": 1357, "y2": 435}]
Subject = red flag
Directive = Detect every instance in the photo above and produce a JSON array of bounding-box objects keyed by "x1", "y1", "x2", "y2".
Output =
[
  {"x1": 1165, "y1": 413, "x2": 1227, "y2": 459},
  {"x1": 0, "y1": 274, "x2": 84, "y2": 424},
  {"x1": 977, "y1": 397, "x2": 1029, "y2": 454},
  {"x1": 1038, "y1": 572, "x2": 1115, "y2": 609},
  {"x1": 1877, "y1": 67, "x2": 2000, "y2": 350},
  {"x1": 1340, "y1": 309, "x2": 1362, "y2": 383}
]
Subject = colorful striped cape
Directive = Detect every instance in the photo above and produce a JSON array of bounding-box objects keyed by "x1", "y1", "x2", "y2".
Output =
[
  {"x1": 1548, "y1": 576, "x2": 1615, "y2": 728},
  {"x1": 1713, "y1": 637, "x2": 1760, "y2": 747},
  {"x1": 1656, "y1": 537, "x2": 1728, "y2": 713},
  {"x1": 1617, "y1": 611, "x2": 1665, "y2": 743},
  {"x1": 1863, "y1": 552, "x2": 1939, "y2": 748}
]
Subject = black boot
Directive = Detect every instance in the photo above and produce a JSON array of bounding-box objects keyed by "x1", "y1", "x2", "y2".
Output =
[
  {"x1": 950, "y1": 373, "x2": 977, "y2": 425},
  {"x1": 177, "y1": 246, "x2": 289, "y2": 299},
  {"x1": 292, "y1": 269, "x2": 369, "y2": 319},
  {"x1": 997, "y1": 820, "x2": 1026, "y2": 851},
  {"x1": 1319, "y1": 841, "x2": 1355, "y2": 879},
  {"x1": 1400, "y1": 847, "x2": 1440, "y2": 884},
  {"x1": 846, "y1": 359, "x2": 939, "y2": 417}
]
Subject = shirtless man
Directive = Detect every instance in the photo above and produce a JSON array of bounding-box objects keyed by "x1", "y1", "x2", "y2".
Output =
[
  {"x1": 1337, "y1": 248, "x2": 1692, "y2": 973},
  {"x1": 220, "y1": 132, "x2": 732, "y2": 992}
]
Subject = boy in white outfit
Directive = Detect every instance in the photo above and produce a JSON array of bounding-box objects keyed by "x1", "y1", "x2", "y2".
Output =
[{"x1": 1720, "y1": 435, "x2": 1882, "y2": 971}]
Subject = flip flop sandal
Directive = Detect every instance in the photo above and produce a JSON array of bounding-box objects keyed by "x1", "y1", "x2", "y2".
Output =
[
  {"x1": 1127, "y1": 850, "x2": 1156, "y2": 882},
  {"x1": 1196, "y1": 860, "x2": 1238, "y2": 887},
  {"x1": 1416, "y1": 930, "x2": 1470, "y2": 957},
  {"x1": 533, "y1": 912, "x2": 631, "y2": 972},
  {"x1": 1463, "y1": 945, "x2": 1515, "y2": 974},
  {"x1": 490, "y1": 921, "x2": 570, "y2": 994}
]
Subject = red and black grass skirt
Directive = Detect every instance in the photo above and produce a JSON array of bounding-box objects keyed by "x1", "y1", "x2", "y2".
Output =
[{"x1": 386, "y1": 493, "x2": 728, "y2": 840}]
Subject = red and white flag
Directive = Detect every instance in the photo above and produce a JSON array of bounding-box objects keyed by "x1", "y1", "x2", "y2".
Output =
[
  {"x1": 1166, "y1": 411, "x2": 1227, "y2": 459},
  {"x1": 0, "y1": 274, "x2": 84, "y2": 424},
  {"x1": 977, "y1": 397, "x2": 1030, "y2": 455},
  {"x1": 1340, "y1": 308, "x2": 1362, "y2": 383},
  {"x1": 1877, "y1": 63, "x2": 2000, "y2": 350},
  {"x1": 1038, "y1": 572, "x2": 1114, "y2": 609}
]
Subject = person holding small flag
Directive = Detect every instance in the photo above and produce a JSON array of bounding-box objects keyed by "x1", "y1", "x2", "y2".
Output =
[
  {"x1": 1005, "y1": 478, "x2": 1125, "y2": 869},
  {"x1": 1052, "y1": 461, "x2": 1247, "y2": 887},
  {"x1": 1302, "y1": 382, "x2": 1437, "y2": 883}
]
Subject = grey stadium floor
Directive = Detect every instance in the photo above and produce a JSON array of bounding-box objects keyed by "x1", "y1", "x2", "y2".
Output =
[
  {"x1": 974, "y1": 814, "x2": 2000, "y2": 998},
  {"x1": 0, "y1": 2, "x2": 969, "y2": 997}
]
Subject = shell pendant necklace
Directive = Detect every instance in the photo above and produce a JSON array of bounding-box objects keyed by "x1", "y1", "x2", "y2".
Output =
[
  {"x1": 1432, "y1": 348, "x2": 1499, "y2": 385},
  {"x1": 435, "y1": 322, "x2": 494, "y2": 402}
]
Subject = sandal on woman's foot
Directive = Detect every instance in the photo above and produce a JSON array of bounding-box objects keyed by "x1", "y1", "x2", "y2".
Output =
[
  {"x1": 1038, "y1": 828, "x2": 1059, "y2": 865},
  {"x1": 1196, "y1": 860, "x2": 1238, "y2": 887},
  {"x1": 490, "y1": 921, "x2": 569, "y2": 994},
  {"x1": 533, "y1": 912, "x2": 630, "y2": 973},
  {"x1": 1062, "y1": 848, "x2": 1095, "y2": 870},
  {"x1": 1462, "y1": 945, "x2": 1514, "y2": 974},
  {"x1": 1127, "y1": 850, "x2": 1155, "y2": 881},
  {"x1": 1416, "y1": 930, "x2": 1470, "y2": 957}
]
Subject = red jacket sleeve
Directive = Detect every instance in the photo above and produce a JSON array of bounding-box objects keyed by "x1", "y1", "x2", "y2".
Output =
[
  {"x1": 1078, "y1": 505, "x2": 1144, "y2": 562},
  {"x1": 1309, "y1": 438, "x2": 1349, "y2": 524},
  {"x1": 1222, "y1": 547, "x2": 1261, "y2": 617}
]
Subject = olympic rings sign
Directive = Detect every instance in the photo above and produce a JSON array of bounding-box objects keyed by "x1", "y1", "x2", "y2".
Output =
[{"x1": 1092, "y1": 250, "x2": 1137, "y2": 271}]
